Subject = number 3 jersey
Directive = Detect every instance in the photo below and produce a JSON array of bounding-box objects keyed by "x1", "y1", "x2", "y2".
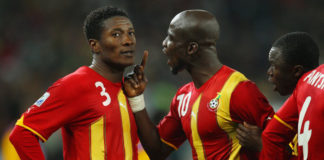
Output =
[
  {"x1": 261, "y1": 64, "x2": 324, "y2": 160},
  {"x1": 15, "y1": 66, "x2": 139, "y2": 160},
  {"x1": 158, "y1": 65, "x2": 274, "y2": 160}
]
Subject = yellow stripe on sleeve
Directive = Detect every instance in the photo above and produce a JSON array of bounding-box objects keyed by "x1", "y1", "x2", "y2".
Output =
[
  {"x1": 16, "y1": 115, "x2": 47, "y2": 142},
  {"x1": 161, "y1": 138, "x2": 178, "y2": 150},
  {"x1": 118, "y1": 90, "x2": 133, "y2": 160},
  {"x1": 274, "y1": 115, "x2": 295, "y2": 131},
  {"x1": 190, "y1": 94, "x2": 205, "y2": 160}
]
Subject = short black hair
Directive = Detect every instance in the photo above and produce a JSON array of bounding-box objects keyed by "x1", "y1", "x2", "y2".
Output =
[
  {"x1": 83, "y1": 6, "x2": 129, "y2": 40},
  {"x1": 273, "y1": 32, "x2": 319, "y2": 71}
]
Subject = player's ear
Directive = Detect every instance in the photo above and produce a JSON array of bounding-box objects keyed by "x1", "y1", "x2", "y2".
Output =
[
  {"x1": 293, "y1": 65, "x2": 305, "y2": 79},
  {"x1": 187, "y1": 42, "x2": 199, "y2": 55},
  {"x1": 89, "y1": 39, "x2": 101, "y2": 54}
]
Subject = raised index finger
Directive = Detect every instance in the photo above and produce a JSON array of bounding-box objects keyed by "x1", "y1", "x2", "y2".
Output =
[{"x1": 140, "y1": 50, "x2": 149, "y2": 69}]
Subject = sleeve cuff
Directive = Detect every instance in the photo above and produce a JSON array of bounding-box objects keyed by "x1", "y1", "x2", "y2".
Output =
[{"x1": 16, "y1": 115, "x2": 47, "y2": 142}]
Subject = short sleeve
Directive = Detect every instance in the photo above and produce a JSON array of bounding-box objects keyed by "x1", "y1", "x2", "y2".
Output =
[
  {"x1": 16, "y1": 81, "x2": 84, "y2": 141},
  {"x1": 157, "y1": 95, "x2": 186, "y2": 150},
  {"x1": 230, "y1": 81, "x2": 274, "y2": 129}
]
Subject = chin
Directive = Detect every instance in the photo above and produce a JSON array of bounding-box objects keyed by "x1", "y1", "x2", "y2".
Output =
[
  {"x1": 112, "y1": 62, "x2": 134, "y2": 71},
  {"x1": 278, "y1": 90, "x2": 290, "y2": 96},
  {"x1": 170, "y1": 66, "x2": 181, "y2": 75},
  {"x1": 123, "y1": 59, "x2": 135, "y2": 66},
  {"x1": 170, "y1": 63, "x2": 186, "y2": 75},
  {"x1": 171, "y1": 69, "x2": 178, "y2": 75}
]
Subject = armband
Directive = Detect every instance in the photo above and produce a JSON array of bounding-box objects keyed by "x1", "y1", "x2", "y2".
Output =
[{"x1": 128, "y1": 94, "x2": 145, "y2": 112}]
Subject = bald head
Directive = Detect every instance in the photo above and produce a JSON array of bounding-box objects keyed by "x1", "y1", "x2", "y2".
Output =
[{"x1": 170, "y1": 9, "x2": 220, "y2": 44}]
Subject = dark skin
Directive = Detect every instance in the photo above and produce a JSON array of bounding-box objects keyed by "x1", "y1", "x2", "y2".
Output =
[
  {"x1": 236, "y1": 47, "x2": 306, "y2": 152},
  {"x1": 124, "y1": 51, "x2": 174, "y2": 160},
  {"x1": 8, "y1": 15, "x2": 137, "y2": 160},
  {"x1": 89, "y1": 16, "x2": 136, "y2": 82},
  {"x1": 163, "y1": 10, "x2": 222, "y2": 88},
  {"x1": 236, "y1": 122, "x2": 263, "y2": 151},
  {"x1": 123, "y1": 10, "x2": 228, "y2": 159},
  {"x1": 267, "y1": 47, "x2": 304, "y2": 96}
]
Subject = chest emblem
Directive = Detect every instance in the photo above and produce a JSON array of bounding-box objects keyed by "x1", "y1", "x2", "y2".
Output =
[{"x1": 207, "y1": 93, "x2": 221, "y2": 112}]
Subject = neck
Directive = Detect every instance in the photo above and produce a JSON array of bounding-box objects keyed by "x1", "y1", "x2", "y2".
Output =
[
  {"x1": 89, "y1": 58, "x2": 124, "y2": 83},
  {"x1": 187, "y1": 50, "x2": 223, "y2": 88}
]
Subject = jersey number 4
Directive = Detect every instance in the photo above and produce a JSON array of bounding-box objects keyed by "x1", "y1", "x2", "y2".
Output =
[
  {"x1": 298, "y1": 96, "x2": 312, "y2": 160},
  {"x1": 95, "y1": 81, "x2": 111, "y2": 106}
]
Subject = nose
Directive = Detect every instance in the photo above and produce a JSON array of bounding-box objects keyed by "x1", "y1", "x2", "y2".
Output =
[
  {"x1": 162, "y1": 37, "x2": 168, "y2": 53},
  {"x1": 123, "y1": 34, "x2": 135, "y2": 46},
  {"x1": 162, "y1": 37, "x2": 167, "y2": 49},
  {"x1": 267, "y1": 67, "x2": 273, "y2": 82},
  {"x1": 267, "y1": 67, "x2": 272, "y2": 76}
]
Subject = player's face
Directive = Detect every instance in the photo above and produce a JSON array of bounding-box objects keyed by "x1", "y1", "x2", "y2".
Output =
[
  {"x1": 99, "y1": 16, "x2": 136, "y2": 69},
  {"x1": 267, "y1": 47, "x2": 296, "y2": 96},
  {"x1": 162, "y1": 23, "x2": 187, "y2": 75}
]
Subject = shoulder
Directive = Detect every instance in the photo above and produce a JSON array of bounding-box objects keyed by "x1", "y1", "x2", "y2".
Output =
[
  {"x1": 59, "y1": 67, "x2": 92, "y2": 85},
  {"x1": 169, "y1": 82, "x2": 194, "y2": 106},
  {"x1": 177, "y1": 82, "x2": 194, "y2": 93},
  {"x1": 51, "y1": 67, "x2": 93, "y2": 95},
  {"x1": 221, "y1": 66, "x2": 249, "y2": 85},
  {"x1": 233, "y1": 80, "x2": 264, "y2": 98},
  {"x1": 220, "y1": 67, "x2": 249, "y2": 95}
]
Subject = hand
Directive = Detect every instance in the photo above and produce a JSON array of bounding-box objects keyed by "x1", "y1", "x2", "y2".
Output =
[
  {"x1": 236, "y1": 122, "x2": 262, "y2": 152},
  {"x1": 123, "y1": 50, "x2": 148, "y2": 97}
]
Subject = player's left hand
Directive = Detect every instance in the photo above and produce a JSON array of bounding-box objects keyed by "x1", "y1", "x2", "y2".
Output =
[
  {"x1": 236, "y1": 122, "x2": 262, "y2": 151},
  {"x1": 123, "y1": 50, "x2": 148, "y2": 97}
]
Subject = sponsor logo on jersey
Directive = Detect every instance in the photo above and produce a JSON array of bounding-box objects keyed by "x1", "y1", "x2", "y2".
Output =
[
  {"x1": 207, "y1": 93, "x2": 221, "y2": 112},
  {"x1": 34, "y1": 92, "x2": 50, "y2": 107}
]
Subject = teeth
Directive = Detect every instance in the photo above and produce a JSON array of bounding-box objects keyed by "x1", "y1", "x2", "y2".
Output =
[{"x1": 121, "y1": 51, "x2": 133, "y2": 55}]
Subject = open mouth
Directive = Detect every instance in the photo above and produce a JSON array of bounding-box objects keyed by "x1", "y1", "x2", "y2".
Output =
[
  {"x1": 273, "y1": 85, "x2": 277, "y2": 91},
  {"x1": 120, "y1": 50, "x2": 134, "y2": 56},
  {"x1": 167, "y1": 59, "x2": 171, "y2": 65}
]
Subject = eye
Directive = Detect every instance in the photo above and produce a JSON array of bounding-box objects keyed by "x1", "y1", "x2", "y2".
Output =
[
  {"x1": 112, "y1": 33, "x2": 120, "y2": 37},
  {"x1": 129, "y1": 31, "x2": 135, "y2": 36}
]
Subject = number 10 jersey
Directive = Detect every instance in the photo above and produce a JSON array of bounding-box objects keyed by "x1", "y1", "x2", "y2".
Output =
[{"x1": 158, "y1": 65, "x2": 274, "y2": 160}]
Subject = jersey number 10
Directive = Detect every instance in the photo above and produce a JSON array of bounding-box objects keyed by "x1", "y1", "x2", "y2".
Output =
[{"x1": 177, "y1": 92, "x2": 192, "y2": 117}]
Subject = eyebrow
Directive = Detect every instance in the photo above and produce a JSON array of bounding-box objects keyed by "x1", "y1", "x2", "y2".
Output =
[
  {"x1": 111, "y1": 27, "x2": 134, "y2": 32},
  {"x1": 167, "y1": 30, "x2": 175, "y2": 38}
]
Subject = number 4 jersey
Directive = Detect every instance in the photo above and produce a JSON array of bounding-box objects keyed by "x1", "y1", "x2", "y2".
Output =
[
  {"x1": 261, "y1": 64, "x2": 324, "y2": 160},
  {"x1": 15, "y1": 66, "x2": 139, "y2": 160},
  {"x1": 158, "y1": 65, "x2": 274, "y2": 160}
]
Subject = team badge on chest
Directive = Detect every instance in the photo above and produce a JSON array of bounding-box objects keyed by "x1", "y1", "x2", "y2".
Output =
[{"x1": 207, "y1": 93, "x2": 221, "y2": 112}]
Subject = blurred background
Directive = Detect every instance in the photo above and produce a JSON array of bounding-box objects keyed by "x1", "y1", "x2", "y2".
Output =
[{"x1": 0, "y1": 0, "x2": 323, "y2": 159}]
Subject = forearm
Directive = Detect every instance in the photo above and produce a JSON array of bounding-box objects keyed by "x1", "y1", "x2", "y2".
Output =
[
  {"x1": 134, "y1": 109, "x2": 172, "y2": 159},
  {"x1": 9, "y1": 125, "x2": 45, "y2": 160},
  {"x1": 260, "y1": 119, "x2": 295, "y2": 160}
]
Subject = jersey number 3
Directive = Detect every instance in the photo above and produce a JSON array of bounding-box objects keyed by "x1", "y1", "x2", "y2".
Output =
[
  {"x1": 298, "y1": 96, "x2": 312, "y2": 160},
  {"x1": 95, "y1": 81, "x2": 111, "y2": 106}
]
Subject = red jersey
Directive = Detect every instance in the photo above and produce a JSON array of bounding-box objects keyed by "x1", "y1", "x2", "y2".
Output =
[
  {"x1": 261, "y1": 64, "x2": 324, "y2": 160},
  {"x1": 15, "y1": 66, "x2": 138, "y2": 160},
  {"x1": 158, "y1": 65, "x2": 274, "y2": 160}
]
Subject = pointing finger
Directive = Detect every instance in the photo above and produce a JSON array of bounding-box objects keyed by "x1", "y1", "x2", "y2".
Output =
[{"x1": 140, "y1": 50, "x2": 148, "y2": 69}]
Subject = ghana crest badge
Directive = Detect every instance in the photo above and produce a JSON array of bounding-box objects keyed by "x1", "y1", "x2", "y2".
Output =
[{"x1": 207, "y1": 93, "x2": 221, "y2": 112}]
